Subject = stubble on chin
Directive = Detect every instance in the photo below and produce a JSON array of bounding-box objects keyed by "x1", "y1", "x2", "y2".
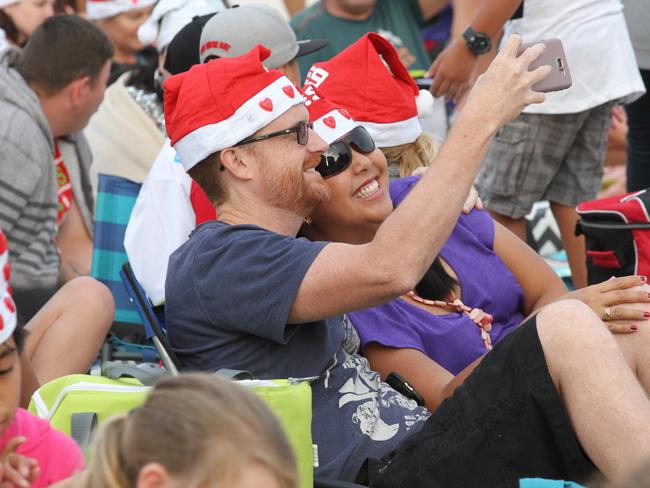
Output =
[{"x1": 262, "y1": 157, "x2": 331, "y2": 216}]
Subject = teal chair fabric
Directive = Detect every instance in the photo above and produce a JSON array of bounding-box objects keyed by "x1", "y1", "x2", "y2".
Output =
[
  {"x1": 91, "y1": 174, "x2": 142, "y2": 324},
  {"x1": 519, "y1": 479, "x2": 585, "y2": 488}
]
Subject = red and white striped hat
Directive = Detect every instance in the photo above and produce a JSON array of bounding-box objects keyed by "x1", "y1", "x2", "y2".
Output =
[
  {"x1": 304, "y1": 33, "x2": 433, "y2": 147},
  {"x1": 0, "y1": 231, "x2": 17, "y2": 346},
  {"x1": 302, "y1": 85, "x2": 359, "y2": 144},
  {"x1": 86, "y1": 0, "x2": 157, "y2": 21},
  {"x1": 163, "y1": 45, "x2": 304, "y2": 172}
]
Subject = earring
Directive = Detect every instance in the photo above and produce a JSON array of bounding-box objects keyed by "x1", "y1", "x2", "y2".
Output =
[{"x1": 303, "y1": 217, "x2": 312, "y2": 226}]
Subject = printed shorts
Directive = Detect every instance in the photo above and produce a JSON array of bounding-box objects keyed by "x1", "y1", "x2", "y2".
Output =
[
  {"x1": 476, "y1": 103, "x2": 612, "y2": 219},
  {"x1": 370, "y1": 316, "x2": 596, "y2": 488}
]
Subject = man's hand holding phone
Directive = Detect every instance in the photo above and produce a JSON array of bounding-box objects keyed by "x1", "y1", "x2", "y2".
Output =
[
  {"x1": 460, "y1": 35, "x2": 552, "y2": 132},
  {"x1": 515, "y1": 38, "x2": 572, "y2": 93}
]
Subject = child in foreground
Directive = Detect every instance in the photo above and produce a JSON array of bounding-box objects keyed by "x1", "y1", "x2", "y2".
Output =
[
  {"x1": 0, "y1": 231, "x2": 84, "y2": 487},
  {"x1": 77, "y1": 373, "x2": 299, "y2": 488}
]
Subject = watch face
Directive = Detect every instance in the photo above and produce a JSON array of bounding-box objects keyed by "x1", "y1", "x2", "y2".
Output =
[{"x1": 471, "y1": 33, "x2": 491, "y2": 54}]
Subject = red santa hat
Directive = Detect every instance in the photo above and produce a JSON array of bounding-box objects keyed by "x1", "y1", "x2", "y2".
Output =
[
  {"x1": 86, "y1": 0, "x2": 157, "y2": 21},
  {"x1": 302, "y1": 85, "x2": 359, "y2": 144},
  {"x1": 0, "y1": 232, "x2": 17, "y2": 346},
  {"x1": 164, "y1": 45, "x2": 304, "y2": 172},
  {"x1": 303, "y1": 33, "x2": 433, "y2": 148}
]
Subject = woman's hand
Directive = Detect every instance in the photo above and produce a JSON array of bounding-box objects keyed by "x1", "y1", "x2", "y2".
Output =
[
  {"x1": 565, "y1": 276, "x2": 650, "y2": 334},
  {"x1": 462, "y1": 186, "x2": 483, "y2": 214},
  {"x1": 0, "y1": 437, "x2": 40, "y2": 488}
]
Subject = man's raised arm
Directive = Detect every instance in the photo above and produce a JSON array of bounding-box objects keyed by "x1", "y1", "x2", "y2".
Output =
[{"x1": 289, "y1": 36, "x2": 550, "y2": 323}]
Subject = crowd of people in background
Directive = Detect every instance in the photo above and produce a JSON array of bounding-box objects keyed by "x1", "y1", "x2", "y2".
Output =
[{"x1": 0, "y1": 0, "x2": 649, "y2": 486}]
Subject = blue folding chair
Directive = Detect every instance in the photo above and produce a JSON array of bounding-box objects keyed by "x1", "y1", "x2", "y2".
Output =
[
  {"x1": 91, "y1": 174, "x2": 142, "y2": 325},
  {"x1": 119, "y1": 266, "x2": 366, "y2": 487},
  {"x1": 119, "y1": 262, "x2": 181, "y2": 374}
]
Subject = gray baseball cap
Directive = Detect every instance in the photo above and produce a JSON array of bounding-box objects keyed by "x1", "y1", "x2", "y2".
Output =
[{"x1": 199, "y1": 4, "x2": 328, "y2": 68}]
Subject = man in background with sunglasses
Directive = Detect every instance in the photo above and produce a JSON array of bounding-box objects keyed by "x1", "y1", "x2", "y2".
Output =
[{"x1": 163, "y1": 40, "x2": 650, "y2": 485}]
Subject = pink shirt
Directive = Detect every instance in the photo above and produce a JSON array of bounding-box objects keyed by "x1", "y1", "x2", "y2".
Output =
[{"x1": 0, "y1": 408, "x2": 84, "y2": 487}]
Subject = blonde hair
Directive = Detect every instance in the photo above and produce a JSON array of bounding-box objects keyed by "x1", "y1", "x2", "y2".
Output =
[
  {"x1": 79, "y1": 374, "x2": 299, "y2": 488},
  {"x1": 381, "y1": 132, "x2": 440, "y2": 177}
]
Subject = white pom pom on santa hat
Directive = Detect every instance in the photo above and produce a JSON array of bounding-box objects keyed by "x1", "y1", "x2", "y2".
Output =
[
  {"x1": 137, "y1": 20, "x2": 159, "y2": 47},
  {"x1": 415, "y1": 89, "x2": 434, "y2": 117}
]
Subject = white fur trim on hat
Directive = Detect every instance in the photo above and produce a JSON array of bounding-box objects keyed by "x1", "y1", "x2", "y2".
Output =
[
  {"x1": 0, "y1": 242, "x2": 16, "y2": 346},
  {"x1": 0, "y1": 0, "x2": 19, "y2": 9},
  {"x1": 313, "y1": 109, "x2": 359, "y2": 145},
  {"x1": 415, "y1": 89, "x2": 434, "y2": 117},
  {"x1": 174, "y1": 76, "x2": 303, "y2": 171},
  {"x1": 87, "y1": 0, "x2": 157, "y2": 21},
  {"x1": 359, "y1": 116, "x2": 422, "y2": 148}
]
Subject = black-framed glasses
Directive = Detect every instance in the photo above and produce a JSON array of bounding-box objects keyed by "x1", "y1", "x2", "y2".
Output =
[
  {"x1": 315, "y1": 126, "x2": 376, "y2": 179},
  {"x1": 235, "y1": 121, "x2": 313, "y2": 147}
]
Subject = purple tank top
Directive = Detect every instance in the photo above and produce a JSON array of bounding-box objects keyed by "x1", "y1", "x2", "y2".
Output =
[{"x1": 348, "y1": 177, "x2": 525, "y2": 375}]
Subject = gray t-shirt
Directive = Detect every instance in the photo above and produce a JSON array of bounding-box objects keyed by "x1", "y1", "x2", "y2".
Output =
[{"x1": 165, "y1": 221, "x2": 430, "y2": 481}]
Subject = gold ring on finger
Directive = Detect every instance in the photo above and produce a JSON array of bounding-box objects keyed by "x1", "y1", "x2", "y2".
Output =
[{"x1": 603, "y1": 307, "x2": 612, "y2": 321}]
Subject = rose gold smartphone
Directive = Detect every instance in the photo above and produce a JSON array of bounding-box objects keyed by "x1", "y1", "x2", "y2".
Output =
[{"x1": 516, "y1": 38, "x2": 572, "y2": 92}]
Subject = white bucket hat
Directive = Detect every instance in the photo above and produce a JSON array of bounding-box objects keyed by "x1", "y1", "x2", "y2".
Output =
[
  {"x1": 87, "y1": 0, "x2": 158, "y2": 21},
  {"x1": 137, "y1": 0, "x2": 225, "y2": 51}
]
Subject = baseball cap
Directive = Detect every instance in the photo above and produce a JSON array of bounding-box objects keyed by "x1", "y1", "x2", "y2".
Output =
[
  {"x1": 199, "y1": 4, "x2": 327, "y2": 68},
  {"x1": 164, "y1": 13, "x2": 216, "y2": 75}
]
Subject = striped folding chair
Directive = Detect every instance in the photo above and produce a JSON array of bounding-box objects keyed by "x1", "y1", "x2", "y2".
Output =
[{"x1": 91, "y1": 174, "x2": 142, "y2": 325}]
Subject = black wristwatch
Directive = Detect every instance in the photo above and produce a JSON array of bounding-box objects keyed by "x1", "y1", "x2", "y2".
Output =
[{"x1": 462, "y1": 26, "x2": 492, "y2": 55}]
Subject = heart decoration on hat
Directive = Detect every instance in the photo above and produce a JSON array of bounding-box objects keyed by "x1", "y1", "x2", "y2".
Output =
[
  {"x1": 4, "y1": 297, "x2": 14, "y2": 314},
  {"x1": 339, "y1": 109, "x2": 351, "y2": 119},
  {"x1": 259, "y1": 98, "x2": 274, "y2": 112},
  {"x1": 323, "y1": 116, "x2": 337, "y2": 129},
  {"x1": 283, "y1": 86, "x2": 295, "y2": 98},
  {"x1": 302, "y1": 86, "x2": 360, "y2": 145}
]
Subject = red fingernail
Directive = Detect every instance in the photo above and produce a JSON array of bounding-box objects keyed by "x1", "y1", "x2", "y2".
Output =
[
  {"x1": 644, "y1": 312, "x2": 650, "y2": 318},
  {"x1": 631, "y1": 325, "x2": 638, "y2": 331}
]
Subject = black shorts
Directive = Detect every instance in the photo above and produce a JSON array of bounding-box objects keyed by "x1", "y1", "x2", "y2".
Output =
[
  {"x1": 12, "y1": 286, "x2": 57, "y2": 326},
  {"x1": 371, "y1": 315, "x2": 597, "y2": 488}
]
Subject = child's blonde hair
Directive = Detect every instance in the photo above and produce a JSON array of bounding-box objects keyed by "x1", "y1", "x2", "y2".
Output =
[
  {"x1": 79, "y1": 373, "x2": 299, "y2": 488},
  {"x1": 381, "y1": 132, "x2": 440, "y2": 177}
]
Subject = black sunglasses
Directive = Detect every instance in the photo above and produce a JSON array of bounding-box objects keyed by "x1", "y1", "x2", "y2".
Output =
[
  {"x1": 315, "y1": 126, "x2": 376, "y2": 179},
  {"x1": 235, "y1": 121, "x2": 313, "y2": 147}
]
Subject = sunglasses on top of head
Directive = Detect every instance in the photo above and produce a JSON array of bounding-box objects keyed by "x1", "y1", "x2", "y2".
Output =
[{"x1": 315, "y1": 126, "x2": 376, "y2": 179}]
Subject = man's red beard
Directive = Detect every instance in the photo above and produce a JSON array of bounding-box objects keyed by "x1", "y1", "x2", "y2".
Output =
[{"x1": 260, "y1": 154, "x2": 331, "y2": 216}]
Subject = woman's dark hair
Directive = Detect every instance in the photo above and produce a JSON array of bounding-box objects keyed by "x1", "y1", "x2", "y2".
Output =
[
  {"x1": 414, "y1": 257, "x2": 458, "y2": 301},
  {"x1": 0, "y1": 10, "x2": 20, "y2": 45},
  {"x1": 126, "y1": 62, "x2": 159, "y2": 95}
]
